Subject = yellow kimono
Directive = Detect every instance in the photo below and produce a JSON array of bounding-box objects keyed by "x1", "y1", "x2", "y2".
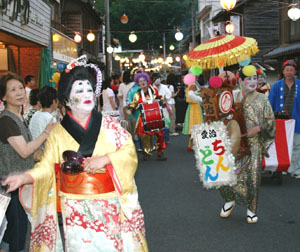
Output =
[{"x1": 20, "y1": 115, "x2": 148, "y2": 252}]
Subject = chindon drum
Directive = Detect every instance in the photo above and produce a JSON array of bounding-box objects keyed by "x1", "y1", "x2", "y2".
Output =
[{"x1": 140, "y1": 101, "x2": 165, "y2": 132}]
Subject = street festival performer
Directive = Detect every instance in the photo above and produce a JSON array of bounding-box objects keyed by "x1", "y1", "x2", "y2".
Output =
[
  {"x1": 2, "y1": 55, "x2": 148, "y2": 252},
  {"x1": 127, "y1": 72, "x2": 167, "y2": 161},
  {"x1": 192, "y1": 66, "x2": 275, "y2": 224}
]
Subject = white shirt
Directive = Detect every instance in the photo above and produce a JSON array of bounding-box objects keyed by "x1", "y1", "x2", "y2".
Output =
[
  {"x1": 154, "y1": 83, "x2": 172, "y2": 120},
  {"x1": 102, "y1": 88, "x2": 116, "y2": 112},
  {"x1": 29, "y1": 111, "x2": 56, "y2": 140},
  {"x1": 154, "y1": 84, "x2": 172, "y2": 102},
  {"x1": 118, "y1": 82, "x2": 135, "y2": 108},
  {"x1": 168, "y1": 85, "x2": 176, "y2": 105},
  {"x1": 24, "y1": 87, "x2": 32, "y2": 112}
]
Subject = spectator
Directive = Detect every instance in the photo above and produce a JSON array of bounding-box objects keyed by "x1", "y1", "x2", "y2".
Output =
[
  {"x1": 24, "y1": 75, "x2": 35, "y2": 113},
  {"x1": 118, "y1": 69, "x2": 135, "y2": 132},
  {"x1": 29, "y1": 86, "x2": 58, "y2": 143},
  {"x1": 111, "y1": 73, "x2": 120, "y2": 106},
  {"x1": 102, "y1": 78, "x2": 117, "y2": 112},
  {"x1": 152, "y1": 73, "x2": 172, "y2": 143},
  {"x1": 0, "y1": 73, "x2": 55, "y2": 252},
  {"x1": 269, "y1": 60, "x2": 300, "y2": 178},
  {"x1": 166, "y1": 73, "x2": 181, "y2": 136},
  {"x1": 23, "y1": 88, "x2": 41, "y2": 125}
]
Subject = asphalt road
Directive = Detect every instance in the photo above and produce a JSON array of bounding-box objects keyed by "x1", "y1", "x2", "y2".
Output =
[{"x1": 135, "y1": 133, "x2": 300, "y2": 252}]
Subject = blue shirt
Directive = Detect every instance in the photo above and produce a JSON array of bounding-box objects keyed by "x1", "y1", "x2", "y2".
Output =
[{"x1": 269, "y1": 77, "x2": 300, "y2": 133}]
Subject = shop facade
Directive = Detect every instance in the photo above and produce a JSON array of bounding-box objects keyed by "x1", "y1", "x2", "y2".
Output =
[{"x1": 0, "y1": 0, "x2": 51, "y2": 86}]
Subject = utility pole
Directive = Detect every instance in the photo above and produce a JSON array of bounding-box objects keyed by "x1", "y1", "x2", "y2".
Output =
[
  {"x1": 191, "y1": 0, "x2": 196, "y2": 49},
  {"x1": 105, "y1": 0, "x2": 112, "y2": 78},
  {"x1": 163, "y1": 32, "x2": 166, "y2": 74}
]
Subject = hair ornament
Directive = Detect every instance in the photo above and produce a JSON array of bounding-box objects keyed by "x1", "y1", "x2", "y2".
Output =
[
  {"x1": 65, "y1": 55, "x2": 103, "y2": 97},
  {"x1": 242, "y1": 65, "x2": 257, "y2": 77}
]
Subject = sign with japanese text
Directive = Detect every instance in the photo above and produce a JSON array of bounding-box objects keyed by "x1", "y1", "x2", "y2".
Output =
[{"x1": 192, "y1": 121, "x2": 237, "y2": 189}]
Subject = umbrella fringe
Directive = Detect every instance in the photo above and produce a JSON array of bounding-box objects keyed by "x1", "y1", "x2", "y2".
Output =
[{"x1": 185, "y1": 35, "x2": 259, "y2": 70}]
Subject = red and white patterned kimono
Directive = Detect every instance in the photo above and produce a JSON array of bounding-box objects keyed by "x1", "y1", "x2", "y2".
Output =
[{"x1": 20, "y1": 114, "x2": 148, "y2": 252}]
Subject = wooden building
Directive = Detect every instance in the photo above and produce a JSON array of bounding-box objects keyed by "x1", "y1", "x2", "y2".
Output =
[
  {"x1": 212, "y1": 0, "x2": 280, "y2": 65},
  {"x1": 59, "y1": 0, "x2": 103, "y2": 62},
  {"x1": 0, "y1": 0, "x2": 51, "y2": 80},
  {"x1": 263, "y1": 0, "x2": 300, "y2": 70}
]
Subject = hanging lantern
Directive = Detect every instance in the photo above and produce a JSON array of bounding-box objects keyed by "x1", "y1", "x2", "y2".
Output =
[
  {"x1": 87, "y1": 31, "x2": 95, "y2": 42},
  {"x1": 288, "y1": 5, "x2": 300, "y2": 21},
  {"x1": 74, "y1": 33, "x2": 82, "y2": 43},
  {"x1": 175, "y1": 56, "x2": 181, "y2": 62},
  {"x1": 120, "y1": 13, "x2": 129, "y2": 24},
  {"x1": 220, "y1": 0, "x2": 237, "y2": 11},
  {"x1": 225, "y1": 21, "x2": 235, "y2": 34},
  {"x1": 175, "y1": 30, "x2": 184, "y2": 41},
  {"x1": 106, "y1": 46, "x2": 113, "y2": 54},
  {"x1": 129, "y1": 32, "x2": 137, "y2": 43},
  {"x1": 169, "y1": 45, "x2": 175, "y2": 51}
]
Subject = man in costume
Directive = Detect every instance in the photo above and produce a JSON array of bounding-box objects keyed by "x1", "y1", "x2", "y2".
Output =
[
  {"x1": 128, "y1": 72, "x2": 167, "y2": 161},
  {"x1": 219, "y1": 65, "x2": 275, "y2": 223},
  {"x1": 2, "y1": 55, "x2": 148, "y2": 252},
  {"x1": 256, "y1": 69, "x2": 270, "y2": 96},
  {"x1": 269, "y1": 60, "x2": 300, "y2": 178}
]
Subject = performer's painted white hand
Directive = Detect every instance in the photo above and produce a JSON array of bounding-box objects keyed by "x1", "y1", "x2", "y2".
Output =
[
  {"x1": 247, "y1": 126, "x2": 260, "y2": 138},
  {"x1": 84, "y1": 155, "x2": 111, "y2": 174}
]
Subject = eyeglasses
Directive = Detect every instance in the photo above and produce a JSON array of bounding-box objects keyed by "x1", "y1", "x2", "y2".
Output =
[{"x1": 61, "y1": 150, "x2": 84, "y2": 175}]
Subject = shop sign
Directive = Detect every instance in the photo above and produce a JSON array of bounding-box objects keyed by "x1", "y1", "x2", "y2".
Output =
[
  {"x1": 0, "y1": 0, "x2": 51, "y2": 46},
  {"x1": 52, "y1": 32, "x2": 78, "y2": 63}
]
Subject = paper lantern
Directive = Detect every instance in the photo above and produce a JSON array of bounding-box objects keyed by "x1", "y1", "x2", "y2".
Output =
[
  {"x1": 120, "y1": 13, "x2": 129, "y2": 24},
  {"x1": 190, "y1": 66, "x2": 203, "y2": 76},
  {"x1": 74, "y1": 33, "x2": 82, "y2": 43},
  {"x1": 288, "y1": 6, "x2": 300, "y2": 21},
  {"x1": 242, "y1": 65, "x2": 257, "y2": 77},
  {"x1": 175, "y1": 30, "x2": 184, "y2": 41},
  {"x1": 87, "y1": 32, "x2": 95, "y2": 42},
  {"x1": 209, "y1": 76, "x2": 223, "y2": 89},
  {"x1": 183, "y1": 74, "x2": 196, "y2": 85},
  {"x1": 225, "y1": 22, "x2": 234, "y2": 34},
  {"x1": 129, "y1": 32, "x2": 137, "y2": 43},
  {"x1": 220, "y1": 0, "x2": 237, "y2": 11},
  {"x1": 106, "y1": 46, "x2": 113, "y2": 54}
]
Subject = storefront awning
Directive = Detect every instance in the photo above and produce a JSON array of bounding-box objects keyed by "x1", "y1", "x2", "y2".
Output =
[{"x1": 263, "y1": 43, "x2": 300, "y2": 59}]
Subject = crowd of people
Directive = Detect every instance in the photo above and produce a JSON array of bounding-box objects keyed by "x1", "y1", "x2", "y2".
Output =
[{"x1": 0, "y1": 56, "x2": 299, "y2": 251}]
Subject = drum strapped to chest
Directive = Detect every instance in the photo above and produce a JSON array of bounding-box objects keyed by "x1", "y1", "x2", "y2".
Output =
[
  {"x1": 140, "y1": 100, "x2": 165, "y2": 132},
  {"x1": 200, "y1": 85, "x2": 250, "y2": 160}
]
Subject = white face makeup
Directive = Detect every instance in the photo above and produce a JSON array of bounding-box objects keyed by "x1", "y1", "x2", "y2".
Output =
[
  {"x1": 153, "y1": 78, "x2": 161, "y2": 87},
  {"x1": 67, "y1": 79, "x2": 95, "y2": 114},
  {"x1": 138, "y1": 77, "x2": 148, "y2": 88},
  {"x1": 241, "y1": 75, "x2": 257, "y2": 93}
]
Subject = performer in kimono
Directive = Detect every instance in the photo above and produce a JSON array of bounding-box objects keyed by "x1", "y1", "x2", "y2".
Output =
[
  {"x1": 128, "y1": 72, "x2": 167, "y2": 161},
  {"x1": 269, "y1": 60, "x2": 300, "y2": 178},
  {"x1": 219, "y1": 65, "x2": 275, "y2": 224},
  {"x1": 2, "y1": 55, "x2": 148, "y2": 252},
  {"x1": 182, "y1": 83, "x2": 204, "y2": 151}
]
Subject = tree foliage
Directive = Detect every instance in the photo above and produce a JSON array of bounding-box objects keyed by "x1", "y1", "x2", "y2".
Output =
[{"x1": 94, "y1": 0, "x2": 194, "y2": 54}]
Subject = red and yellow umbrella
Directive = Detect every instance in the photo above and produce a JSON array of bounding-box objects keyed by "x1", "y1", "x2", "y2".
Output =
[{"x1": 185, "y1": 34, "x2": 259, "y2": 70}]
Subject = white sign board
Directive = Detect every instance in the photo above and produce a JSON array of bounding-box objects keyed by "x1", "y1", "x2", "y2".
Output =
[{"x1": 192, "y1": 121, "x2": 237, "y2": 189}]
